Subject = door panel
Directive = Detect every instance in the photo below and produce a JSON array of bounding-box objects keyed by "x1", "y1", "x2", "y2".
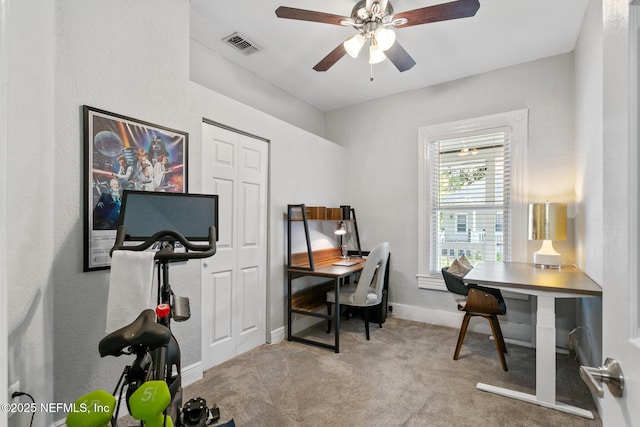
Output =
[
  {"x1": 596, "y1": 2, "x2": 640, "y2": 424},
  {"x1": 212, "y1": 178, "x2": 234, "y2": 249},
  {"x1": 235, "y1": 136, "x2": 267, "y2": 354},
  {"x1": 210, "y1": 270, "x2": 232, "y2": 344},
  {"x1": 240, "y1": 267, "x2": 259, "y2": 333},
  {"x1": 242, "y1": 183, "x2": 260, "y2": 247},
  {"x1": 201, "y1": 123, "x2": 268, "y2": 370}
]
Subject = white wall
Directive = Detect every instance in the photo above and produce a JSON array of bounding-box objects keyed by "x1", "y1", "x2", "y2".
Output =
[
  {"x1": 3, "y1": 0, "x2": 345, "y2": 420},
  {"x1": 6, "y1": 0, "x2": 56, "y2": 425},
  {"x1": 573, "y1": 0, "x2": 603, "y2": 368},
  {"x1": 191, "y1": 39, "x2": 326, "y2": 138},
  {"x1": 325, "y1": 53, "x2": 578, "y2": 343}
]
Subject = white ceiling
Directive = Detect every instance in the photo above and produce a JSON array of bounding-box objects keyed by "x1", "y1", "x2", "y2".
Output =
[{"x1": 190, "y1": 0, "x2": 589, "y2": 112}]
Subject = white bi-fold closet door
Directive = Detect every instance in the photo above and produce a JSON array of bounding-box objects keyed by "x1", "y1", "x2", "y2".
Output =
[{"x1": 201, "y1": 121, "x2": 268, "y2": 369}]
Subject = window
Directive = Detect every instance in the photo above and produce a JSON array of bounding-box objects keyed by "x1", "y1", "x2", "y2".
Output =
[
  {"x1": 417, "y1": 110, "x2": 528, "y2": 290},
  {"x1": 432, "y1": 130, "x2": 510, "y2": 269},
  {"x1": 456, "y1": 214, "x2": 467, "y2": 233}
]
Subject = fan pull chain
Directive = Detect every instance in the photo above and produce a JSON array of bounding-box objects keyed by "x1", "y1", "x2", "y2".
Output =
[{"x1": 370, "y1": 64, "x2": 374, "y2": 82}]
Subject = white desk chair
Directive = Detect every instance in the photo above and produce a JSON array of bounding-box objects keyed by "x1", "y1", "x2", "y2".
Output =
[{"x1": 326, "y1": 242, "x2": 390, "y2": 340}]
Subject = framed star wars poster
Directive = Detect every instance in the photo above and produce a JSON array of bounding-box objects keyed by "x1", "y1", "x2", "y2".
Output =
[{"x1": 83, "y1": 105, "x2": 188, "y2": 271}]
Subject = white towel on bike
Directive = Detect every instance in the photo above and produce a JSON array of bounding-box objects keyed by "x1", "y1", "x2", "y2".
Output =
[{"x1": 106, "y1": 250, "x2": 156, "y2": 332}]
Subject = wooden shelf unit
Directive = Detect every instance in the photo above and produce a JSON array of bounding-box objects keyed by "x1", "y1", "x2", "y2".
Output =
[
  {"x1": 286, "y1": 204, "x2": 362, "y2": 271},
  {"x1": 290, "y1": 280, "x2": 335, "y2": 313},
  {"x1": 286, "y1": 204, "x2": 392, "y2": 352},
  {"x1": 286, "y1": 203, "x2": 366, "y2": 352}
]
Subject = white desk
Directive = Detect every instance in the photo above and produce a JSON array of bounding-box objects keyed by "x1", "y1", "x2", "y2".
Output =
[{"x1": 463, "y1": 262, "x2": 602, "y2": 419}]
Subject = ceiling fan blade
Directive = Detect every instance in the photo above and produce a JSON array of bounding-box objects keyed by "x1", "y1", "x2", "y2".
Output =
[
  {"x1": 385, "y1": 42, "x2": 416, "y2": 72},
  {"x1": 313, "y1": 40, "x2": 349, "y2": 72},
  {"x1": 275, "y1": 6, "x2": 350, "y2": 26},
  {"x1": 394, "y1": 0, "x2": 480, "y2": 28}
]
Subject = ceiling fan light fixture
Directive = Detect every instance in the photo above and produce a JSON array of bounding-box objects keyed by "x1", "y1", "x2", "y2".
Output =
[
  {"x1": 369, "y1": 40, "x2": 386, "y2": 64},
  {"x1": 275, "y1": 0, "x2": 480, "y2": 73},
  {"x1": 344, "y1": 33, "x2": 366, "y2": 58},
  {"x1": 374, "y1": 27, "x2": 396, "y2": 51}
]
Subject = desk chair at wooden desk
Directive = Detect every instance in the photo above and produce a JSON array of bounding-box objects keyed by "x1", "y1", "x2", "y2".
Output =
[{"x1": 326, "y1": 242, "x2": 390, "y2": 340}]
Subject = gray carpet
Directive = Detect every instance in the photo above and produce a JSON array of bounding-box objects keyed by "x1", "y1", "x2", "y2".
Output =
[{"x1": 184, "y1": 316, "x2": 601, "y2": 427}]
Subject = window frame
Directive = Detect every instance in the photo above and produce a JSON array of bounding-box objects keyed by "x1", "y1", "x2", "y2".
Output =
[{"x1": 417, "y1": 109, "x2": 529, "y2": 290}]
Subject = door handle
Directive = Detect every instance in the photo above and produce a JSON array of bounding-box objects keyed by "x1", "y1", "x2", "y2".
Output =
[{"x1": 579, "y1": 357, "x2": 624, "y2": 398}]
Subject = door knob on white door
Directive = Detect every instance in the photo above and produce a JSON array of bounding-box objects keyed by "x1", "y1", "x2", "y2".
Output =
[{"x1": 580, "y1": 357, "x2": 624, "y2": 398}]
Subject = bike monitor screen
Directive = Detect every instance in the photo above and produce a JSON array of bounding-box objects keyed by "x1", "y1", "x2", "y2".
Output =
[{"x1": 118, "y1": 190, "x2": 218, "y2": 242}]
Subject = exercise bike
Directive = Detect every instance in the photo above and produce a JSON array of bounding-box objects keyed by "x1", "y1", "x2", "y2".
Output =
[{"x1": 67, "y1": 223, "x2": 233, "y2": 427}]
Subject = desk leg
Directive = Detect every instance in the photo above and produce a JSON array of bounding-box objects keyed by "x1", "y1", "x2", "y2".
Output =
[
  {"x1": 476, "y1": 294, "x2": 594, "y2": 419},
  {"x1": 287, "y1": 273, "x2": 292, "y2": 342},
  {"x1": 536, "y1": 295, "x2": 556, "y2": 404},
  {"x1": 334, "y1": 277, "x2": 340, "y2": 353}
]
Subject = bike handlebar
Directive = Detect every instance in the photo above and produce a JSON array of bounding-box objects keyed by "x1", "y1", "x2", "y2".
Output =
[{"x1": 110, "y1": 225, "x2": 217, "y2": 261}]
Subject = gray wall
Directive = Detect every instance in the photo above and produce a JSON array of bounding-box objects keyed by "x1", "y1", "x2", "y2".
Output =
[
  {"x1": 324, "y1": 53, "x2": 580, "y2": 344},
  {"x1": 573, "y1": 0, "x2": 604, "y2": 368},
  {"x1": 5, "y1": 0, "x2": 608, "y2": 425},
  {"x1": 7, "y1": 0, "x2": 346, "y2": 423},
  {"x1": 190, "y1": 39, "x2": 326, "y2": 138},
  {"x1": 6, "y1": 0, "x2": 56, "y2": 425}
]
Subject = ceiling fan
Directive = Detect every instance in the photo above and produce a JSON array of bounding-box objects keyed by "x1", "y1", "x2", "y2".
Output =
[{"x1": 275, "y1": 0, "x2": 480, "y2": 73}]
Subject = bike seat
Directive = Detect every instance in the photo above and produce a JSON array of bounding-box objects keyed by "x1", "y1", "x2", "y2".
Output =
[{"x1": 99, "y1": 309, "x2": 171, "y2": 357}]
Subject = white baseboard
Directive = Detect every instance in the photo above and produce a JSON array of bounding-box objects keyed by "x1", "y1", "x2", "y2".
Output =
[
  {"x1": 270, "y1": 326, "x2": 286, "y2": 345},
  {"x1": 390, "y1": 302, "x2": 533, "y2": 342},
  {"x1": 390, "y1": 302, "x2": 574, "y2": 350},
  {"x1": 181, "y1": 361, "x2": 204, "y2": 387}
]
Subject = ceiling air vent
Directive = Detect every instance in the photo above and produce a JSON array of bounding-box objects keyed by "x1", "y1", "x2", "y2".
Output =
[{"x1": 222, "y1": 32, "x2": 261, "y2": 56}]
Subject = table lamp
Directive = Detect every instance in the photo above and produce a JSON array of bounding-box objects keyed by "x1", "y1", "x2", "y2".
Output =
[
  {"x1": 528, "y1": 202, "x2": 567, "y2": 269},
  {"x1": 335, "y1": 221, "x2": 348, "y2": 258}
]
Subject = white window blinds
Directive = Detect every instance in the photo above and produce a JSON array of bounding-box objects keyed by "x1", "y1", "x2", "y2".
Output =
[{"x1": 428, "y1": 128, "x2": 512, "y2": 274}]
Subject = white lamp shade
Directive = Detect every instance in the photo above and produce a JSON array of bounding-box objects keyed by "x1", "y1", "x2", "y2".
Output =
[
  {"x1": 375, "y1": 27, "x2": 396, "y2": 51},
  {"x1": 369, "y1": 42, "x2": 386, "y2": 64},
  {"x1": 344, "y1": 34, "x2": 365, "y2": 58}
]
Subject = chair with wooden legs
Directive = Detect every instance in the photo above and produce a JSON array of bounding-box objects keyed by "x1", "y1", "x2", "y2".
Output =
[{"x1": 442, "y1": 267, "x2": 508, "y2": 371}]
